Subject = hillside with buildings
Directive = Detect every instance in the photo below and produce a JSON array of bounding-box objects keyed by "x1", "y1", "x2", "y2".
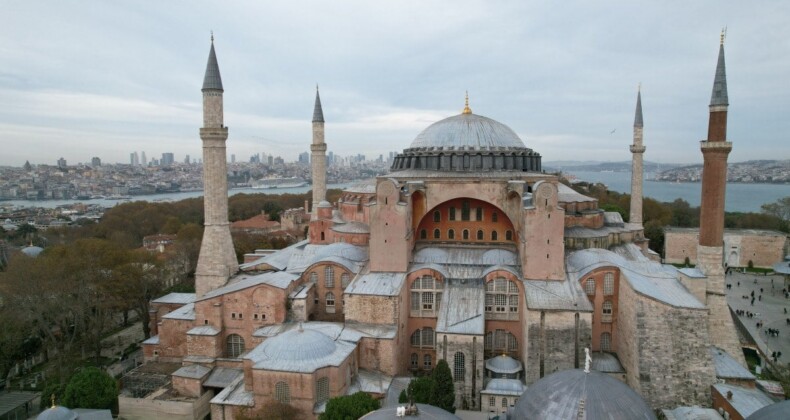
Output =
[{"x1": 653, "y1": 160, "x2": 790, "y2": 183}]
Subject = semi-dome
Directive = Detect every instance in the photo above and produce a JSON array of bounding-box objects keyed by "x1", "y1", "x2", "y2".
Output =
[
  {"x1": 746, "y1": 400, "x2": 790, "y2": 420},
  {"x1": 37, "y1": 406, "x2": 77, "y2": 420},
  {"x1": 513, "y1": 369, "x2": 656, "y2": 420},
  {"x1": 262, "y1": 328, "x2": 336, "y2": 362},
  {"x1": 410, "y1": 113, "x2": 526, "y2": 150}
]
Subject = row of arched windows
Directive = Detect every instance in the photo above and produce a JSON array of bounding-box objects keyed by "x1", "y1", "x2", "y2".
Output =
[
  {"x1": 419, "y1": 228, "x2": 513, "y2": 241},
  {"x1": 410, "y1": 353, "x2": 433, "y2": 370},
  {"x1": 410, "y1": 276, "x2": 443, "y2": 316},
  {"x1": 584, "y1": 273, "x2": 615, "y2": 295}
]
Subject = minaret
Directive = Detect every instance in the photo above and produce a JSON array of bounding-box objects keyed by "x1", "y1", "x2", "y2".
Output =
[
  {"x1": 629, "y1": 85, "x2": 645, "y2": 228},
  {"x1": 195, "y1": 34, "x2": 238, "y2": 298},
  {"x1": 311, "y1": 86, "x2": 327, "y2": 213},
  {"x1": 697, "y1": 31, "x2": 744, "y2": 365}
]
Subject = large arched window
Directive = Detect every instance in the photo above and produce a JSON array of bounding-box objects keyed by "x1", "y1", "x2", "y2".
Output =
[
  {"x1": 485, "y1": 278, "x2": 519, "y2": 317},
  {"x1": 316, "y1": 377, "x2": 329, "y2": 404},
  {"x1": 454, "y1": 352, "x2": 466, "y2": 382},
  {"x1": 484, "y1": 329, "x2": 518, "y2": 358},
  {"x1": 325, "y1": 266, "x2": 335, "y2": 288},
  {"x1": 226, "y1": 334, "x2": 245, "y2": 358},
  {"x1": 410, "y1": 276, "x2": 442, "y2": 316},
  {"x1": 410, "y1": 328, "x2": 435, "y2": 348},
  {"x1": 602, "y1": 300, "x2": 613, "y2": 323},
  {"x1": 449, "y1": 207, "x2": 456, "y2": 221},
  {"x1": 603, "y1": 273, "x2": 615, "y2": 295},
  {"x1": 585, "y1": 279, "x2": 595, "y2": 295},
  {"x1": 275, "y1": 381, "x2": 290, "y2": 403},
  {"x1": 601, "y1": 332, "x2": 611, "y2": 352}
]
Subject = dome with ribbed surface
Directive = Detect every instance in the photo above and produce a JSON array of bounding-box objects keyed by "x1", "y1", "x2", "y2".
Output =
[
  {"x1": 410, "y1": 113, "x2": 525, "y2": 150},
  {"x1": 513, "y1": 369, "x2": 656, "y2": 420},
  {"x1": 262, "y1": 328, "x2": 336, "y2": 362},
  {"x1": 485, "y1": 354, "x2": 522, "y2": 374},
  {"x1": 37, "y1": 406, "x2": 77, "y2": 420}
]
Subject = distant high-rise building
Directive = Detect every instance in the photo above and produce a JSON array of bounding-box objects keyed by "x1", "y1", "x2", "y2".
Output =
[
  {"x1": 231, "y1": 154, "x2": 236, "y2": 163},
  {"x1": 267, "y1": 155, "x2": 274, "y2": 166},
  {"x1": 328, "y1": 151, "x2": 334, "y2": 166},
  {"x1": 130, "y1": 152, "x2": 139, "y2": 166},
  {"x1": 185, "y1": 154, "x2": 191, "y2": 164},
  {"x1": 161, "y1": 152, "x2": 175, "y2": 166},
  {"x1": 57, "y1": 157, "x2": 67, "y2": 169},
  {"x1": 91, "y1": 157, "x2": 102, "y2": 167},
  {"x1": 141, "y1": 151, "x2": 147, "y2": 166},
  {"x1": 298, "y1": 151, "x2": 310, "y2": 165}
]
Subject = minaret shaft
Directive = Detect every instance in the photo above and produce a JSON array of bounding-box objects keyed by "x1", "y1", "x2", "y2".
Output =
[
  {"x1": 311, "y1": 88, "x2": 327, "y2": 213},
  {"x1": 629, "y1": 89, "x2": 645, "y2": 227}
]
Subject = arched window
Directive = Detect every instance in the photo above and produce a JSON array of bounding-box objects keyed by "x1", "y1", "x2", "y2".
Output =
[
  {"x1": 602, "y1": 300, "x2": 613, "y2": 323},
  {"x1": 420, "y1": 229, "x2": 427, "y2": 239},
  {"x1": 316, "y1": 377, "x2": 329, "y2": 404},
  {"x1": 485, "y1": 278, "x2": 519, "y2": 316},
  {"x1": 226, "y1": 334, "x2": 245, "y2": 358},
  {"x1": 275, "y1": 381, "x2": 290, "y2": 403},
  {"x1": 476, "y1": 207, "x2": 483, "y2": 221},
  {"x1": 410, "y1": 353, "x2": 418, "y2": 369},
  {"x1": 484, "y1": 329, "x2": 518, "y2": 358},
  {"x1": 310, "y1": 271, "x2": 318, "y2": 283},
  {"x1": 410, "y1": 276, "x2": 442, "y2": 316},
  {"x1": 491, "y1": 231, "x2": 498, "y2": 241},
  {"x1": 477, "y1": 230, "x2": 484, "y2": 240},
  {"x1": 320, "y1": 232, "x2": 325, "y2": 241},
  {"x1": 326, "y1": 292, "x2": 336, "y2": 309},
  {"x1": 423, "y1": 354, "x2": 432, "y2": 369},
  {"x1": 448, "y1": 229, "x2": 455, "y2": 240},
  {"x1": 325, "y1": 266, "x2": 335, "y2": 288},
  {"x1": 433, "y1": 210, "x2": 441, "y2": 222},
  {"x1": 433, "y1": 229, "x2": 440, "y2": 239},
  {"x1": 601, "y1": 332, "x2": 611, "y2": 352},
  {"x1": 410, "y1": 328, "x2": 435, "y2": 348},
  {"x1": 492, "y1": 212, "x2": 498, "y2": 222},
  {"x1": 585, "y1": 279, "x2": 595, "y2": 295},
  {"x1": 604, "y1": 273, "x2": 615, "y2": 295},
  {"x1": 341, "y1": 273, "x2": 351, "y2": 289},
  {"x1": 454, "y1": 352, "x2": 466, "y2": 382},
  {"x1": 449, "y1": 207, "x2": 456, "y2": 221},
  {"x1": 489, "y1": 396, "x2": 495, "y2": 408},
  {"x1": 461, "y1": 200, "x2": 470, "y2": 221},
  {"x1": 502, "y1": 398, "x2": 508, "y2": 408},
  {"x1": 463, "y1": 229, "x2": 469, "y2": 240},
  {"x1": 506, "y1": 230, "x2": 513, "y2": 241}
]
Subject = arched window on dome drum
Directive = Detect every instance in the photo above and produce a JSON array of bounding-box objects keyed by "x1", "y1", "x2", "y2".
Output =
[
  {"x1": 492, "y1": 212, "x2": 498, "y2": 222},
  {"x1": 484, "y1": 329, "x2": 518, "y2": 358},
  {"x1": 226, "y1": 334, "x2": 245, "y2": 358},
  {"x1": 420, "y1": 229, "x2": 427, "y2": 239},
  {"x1": 477, "y1": 230, "x2": 484, "y2": 240},
  {"x1": 601, "y1": 332, "x2": 611, "y2": 352},
  {"x1": 449, "y1": 207, "x2": 456, "y2": 221},
  {"x1": 410, "y1": 327, "x2": 435, "y2": 348},
  {"x1": 410, "y1": 353, "x2": 418, "y2": 369},
  {"x1": 585, "y1": 279, "x2": 596, "y2": 295},
  {"x1": 454, "y1": 352, "x2": 466, "y2": 382},
  {"x1": 411, "y1": 276, "x2": 442, "y2": 317},
  {"x1": 341, "y1": 273, "x2": 351, "y2": 289},
  {"x1": 310, "y1": 271, "x2": 318, "y2": 283},
  {"x1": 433, "y1": 229, "x2": 440, "y2": 239},
  {"x1": 433, "y1": 210, "x2": 441, "y2": 222},
  {"x1": 491, "y1": 231, "x2": 498, "y2": 241},
  {"x1": 423, "y1": 354, "x2": 432, "y2": 369},
  {"x1": 316, "y1": 377, "x2": 330, "y2": 404},
  {"x1": 463, "y1": 229, "x2": 469, "y2": 240},
  {"x1": 461, "y1": 200, "x2": 470, "y2": 221},
  {"x1": 476, "y1": 207, "x2": 483, "y2": 221},
  {"x1": 324, "y1": 266, "x2": 334, "y2": 288},
  {"x1": 485, "y1": 278, "x2": 519, "y2": 320},
  {"x1": 604, "y1": 273, "x2": 615, "y2": 295},
  {"x1": 448, "y1": 229, "x2": 455, "y2": 240},
  {"x1": 602, "y1": 300, "x2": 613, "y2": 323},
  {"x1": 275, "y1": 381, "x2": 290, "y2": 403},
  {"x1": 506, "y1": 230, "x2": 513, "y2": 241}
]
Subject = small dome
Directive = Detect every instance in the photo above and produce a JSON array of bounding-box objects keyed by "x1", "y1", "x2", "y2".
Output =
[
  {"x1": 513, "y1": 369, "x2": 656, "y2": 420},
  {"x1": 410, "y1": 113, "x2": 526, "y2": 150},
  {"x1": 37, "y1": 406, "x2": 77, "y2": 420},
  {"x1": 262, "y1": 328, "x2": 336, "y2": 362},
  {"x1": 21, "y1": 245, "x2": 44, "y2": 257},
  {"x1": 360, "y1": 403, "x2": 460, "y2": 419},
  {"x1": 485, "y1": 354, "x2": 523, "y2": 374},
  {"x1": 317, "y1": 200, "x2": 332, "y2": 208},
  {"x1": 746, "y1": 400, "x2": 790, "y2": 420}
]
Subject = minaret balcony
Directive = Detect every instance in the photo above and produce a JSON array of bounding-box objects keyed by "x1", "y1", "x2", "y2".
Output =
[
  {"x1": 700, "y1": 140, "x2": 732, "y2": 151},
  {"x1": 629, "y1": 145, "x2": 646, "y2": 154}
]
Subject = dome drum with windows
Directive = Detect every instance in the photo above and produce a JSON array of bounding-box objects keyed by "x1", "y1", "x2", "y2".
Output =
[{"x1": 391, "y1": 95, "x2": 541, "y2": 172}]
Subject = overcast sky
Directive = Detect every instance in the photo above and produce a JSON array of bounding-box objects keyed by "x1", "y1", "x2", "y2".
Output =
[{"x1": 1, "y1": 1, "x2": 788, "y2": 166}]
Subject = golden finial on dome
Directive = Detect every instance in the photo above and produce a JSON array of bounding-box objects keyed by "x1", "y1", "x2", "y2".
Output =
[{"x1": 462, "y1": 91, "x2": 472, "y2": 114}]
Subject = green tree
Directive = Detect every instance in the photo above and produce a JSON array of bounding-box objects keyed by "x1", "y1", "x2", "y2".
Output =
[
  {"x1": 320, "y1": 392, "x2": 380, "y2": 420},
  {"x1": 235, "y1": 401, "x2": 302, "y2": 420},
  {"x1": 405, "y1": 376, "x2": 433, "y2": 404},
  {"x1": 429, "y1": 359, "x2": 455, "y2": 413},
  {"x1": 644, "y1": 220, "x2": 665, "y2": 257},
  {"x1": 761, "y1": 196, "x2": 790, "y2": 221},
  {"x1": 62, "y1": 367, "x2": 118, "y2": 410}
]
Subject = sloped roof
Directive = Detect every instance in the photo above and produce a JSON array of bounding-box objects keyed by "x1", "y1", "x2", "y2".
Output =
[
  {"x1": 481, "y1": 378, "x2": 526, "y2": 396},
  {"x1": 152, "y1": 293, "x2": 195, "y2": 305},
  {"x1": 162, "y1": 303, "x2": 195, "y2": 320},
  {"x1": 231, "y1": 214, "x2": 280, "y2": 229},
  {"x1": 710, "y1": 346, "x2": 754, "y2": 380},
  {"x1": 199, "y1": 271, "x2": 298, "y2": 301},
  {"x1": 436, "y1": 283, "x2": 484, "y2": 335},
  {"x1": 345, "y1": 272, "x2": 405, "y2": 296}
]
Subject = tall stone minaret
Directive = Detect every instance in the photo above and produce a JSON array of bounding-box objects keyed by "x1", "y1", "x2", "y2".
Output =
[
  {"x1": 697, "y1": 31, "x2": 744, "y2": 365},
  {"x1": 195, "y1": 34, "x2": 238, "y2": 298},
  {"x1": 629, "y1": 86, "x2": 645, "y2": 228},
  {"x1": 311, "y1": 86, "x2": 327, "y2": 214}
]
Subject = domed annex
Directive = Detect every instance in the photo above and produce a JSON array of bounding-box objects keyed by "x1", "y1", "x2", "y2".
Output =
[
  {"x1": 37, "y1": 405, "x2": 77, "y2": 420},
  {"x1": 512, "y1": 369, "x2": 657, "y2": 420},
  {"x1": 21, "y1": 245, "x2": 44, "y2": 257},
  {"x1": 391, "y1": 96, "x2": 541, "y2": 172}
]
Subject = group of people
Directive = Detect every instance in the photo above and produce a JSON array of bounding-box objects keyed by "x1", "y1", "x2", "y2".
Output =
[
  {"x1": 771, "y1": 351, "x2": 783, "y2": 363},
  {"x1": 765, "y1": 327, "x2": 780, "y2": 337},
  {"x1": 735, "y1": 309, "x2": 756, "y2": 318}
]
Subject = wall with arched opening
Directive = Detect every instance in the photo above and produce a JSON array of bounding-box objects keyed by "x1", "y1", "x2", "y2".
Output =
[{"x1": 415, "y1": 198, "x2": 517, "y2": 246}]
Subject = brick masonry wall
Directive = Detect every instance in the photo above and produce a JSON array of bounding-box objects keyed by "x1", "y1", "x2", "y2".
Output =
[
  {"x1": 523, "y1": 309, "x2": 591, "y2": 385},
  {"x1": 666, "y1": 230, "x2": 786, "y2": 268},
  {"x1": 437, "y1": 333, "x2": 484, "y2": 410}
]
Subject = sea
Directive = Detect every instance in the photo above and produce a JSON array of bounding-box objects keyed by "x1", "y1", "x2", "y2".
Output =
[{"x1": 3, "y1": 174, "x2": 788, "y2": 213}]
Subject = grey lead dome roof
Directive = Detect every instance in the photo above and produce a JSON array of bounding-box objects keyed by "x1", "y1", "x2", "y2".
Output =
[
  {"x1": 262, "y1": 328, "x2": 336, "y2": 362},
  {"x1": 513, "y1": 369, "x2": 656, "y2": 420},
  {"x1": 409, "y1": 113, "x2": 526, "y2": 150}
]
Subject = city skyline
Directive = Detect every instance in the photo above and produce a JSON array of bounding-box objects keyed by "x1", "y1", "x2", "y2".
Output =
[{"x1": 1, "y1": 2, "x2": 789, "y2": 166}]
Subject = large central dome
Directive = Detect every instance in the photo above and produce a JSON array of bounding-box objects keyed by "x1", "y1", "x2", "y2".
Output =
[{"x1": 410, "y1": 113, "x2": 526, "y2": 150}]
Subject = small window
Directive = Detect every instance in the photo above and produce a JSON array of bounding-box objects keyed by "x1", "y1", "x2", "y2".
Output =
[
  {"x1": 601, "y1": 332, "x2": 611, "y2": 352},
  {"x1": 461, "y1": 200, "x2": 470, "y2": 221},
  {"x1": 489, "y1": 396, "x2": 495, "y2": 407},
  {"x1": 449, "y1": 207, "x2": 456, "y2": 221},
  {"x1": 411, "y1": 353, "x2": 419, "y2": 368},
  {"x1": 238, "y1": 313, "x2": 242, "y2": 319},
  {"x1": 423, "y1": 354, "x2": 432, "y2": 369},
  {"x1": 310, "y1": 271, "x2": 318, "y2": 283},
  {"x1": 477, "y1": 230, "x2": 484, "y2": 240},
  {"x1": 476, "y1": 207, "x2": 483, "y2": 221},
  {"x1": 506, "y1": 230, "x2": 513, "y2": 241},
  {"x1": 603, "y1": 273, "x2": 615, "y2": 295},
  {"x1": 433, "y1": 229, "x2": 440, "y2": 239},
  {"x1": 254, "y1": 314, "x2": 259, "y2": 320},
  {"x1": 502, "y1": 398, "x2": 508, "y2": 408},
  {"x1": 492, "y1": 212, "x2": 498, "y2": 222},
  {"x1": 491, "y1": 231, "x2": 498, "y2": 241},
  {"x1": 275, "y1": 381, "x2": 290, "y2": 403},
  {"x1": 448, "y1": 229, "x2": 455, "y2": 240},
  {"x1": 326, "y1": 292, "x2": 335, "y2": 307},
  {"x1": 433, "y1": 211, "x2": 441, "y2": 222},
  {"x1": 341, "y1": 273, "x2": 351, "y2": 288},
  {"x1": 463, "y1": 229, "x2": 469, "y2": 240},
  {"x1": 454, "y1": 352, "x2": 466, "y2": 382},
  {"x1": 420, "y1": 229, "x2": 427, "y2": 239},
  {"x1": 231, "y1": 313, "x2": 236, "y2": 319}
]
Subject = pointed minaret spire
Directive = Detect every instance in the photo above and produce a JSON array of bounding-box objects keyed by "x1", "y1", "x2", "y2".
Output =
[
  {"x1": 313, "y1": 85, "x2": 325, "y2": 123},
  {"x1": 202, "y1": 34, "x2": 223, "y2": 92},
  {"x1": 629, "y1": 84, "x2": 646, "y2": 228},
  {"x1": 710, "y1": 29, "x2": 728, "y2": 107}
]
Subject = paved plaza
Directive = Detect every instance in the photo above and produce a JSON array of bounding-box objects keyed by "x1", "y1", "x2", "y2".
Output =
[{"x1": 726, "y1": 270, "x2": 790, "y2": 366}]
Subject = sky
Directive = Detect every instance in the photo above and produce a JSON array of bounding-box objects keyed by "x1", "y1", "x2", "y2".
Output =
[{"x1": 1, "y1": 1, "x2": 788, "y2": 166}]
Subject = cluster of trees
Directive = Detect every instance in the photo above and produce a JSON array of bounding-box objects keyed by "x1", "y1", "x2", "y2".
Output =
[
  {"x1": 398, "y1": 360, "x2": 456, "y2": 413},
  {"x1": 41, "y1": 367, "x2": 118, "y2": 411}
]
